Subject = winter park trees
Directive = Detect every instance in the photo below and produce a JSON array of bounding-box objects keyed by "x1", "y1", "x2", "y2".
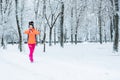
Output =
[
  {"x1": 112, "y1": 0, "x2": 119, "y2": 52},
  {"x1": 15, "y1": 0, "x2": 23, "y2": 52},
  {"x1": 0, "y1": 0, "x2": 13, "y2": 49},
  {"x1": 44, "y1": 0, "x2": 62, "y2": 46},
  {"x1": 0, "y1": 0, "x2": 119, "y2": 52}
]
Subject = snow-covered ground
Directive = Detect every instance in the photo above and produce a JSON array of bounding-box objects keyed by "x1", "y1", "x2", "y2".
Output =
[{"x1": 0, "y1": 42, "x2": 120, "y2": 80}]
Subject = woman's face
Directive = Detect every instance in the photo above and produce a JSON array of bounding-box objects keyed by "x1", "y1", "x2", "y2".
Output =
[{"x1": 29, "y1": 25, "x2": 33, "y2": 29}]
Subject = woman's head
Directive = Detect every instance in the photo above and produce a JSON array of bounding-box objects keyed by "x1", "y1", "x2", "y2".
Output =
[{"x1": 29, "y1": 21, "x2": 34, "y2": 29}]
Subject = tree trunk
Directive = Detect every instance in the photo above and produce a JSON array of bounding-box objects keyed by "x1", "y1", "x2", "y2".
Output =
[
  {"x1": 75, "y1": 20, "x2": 78, "y2": 44},
  {"x1": 64, "y1": 29, "x2": 67, "y2": 43},
  {"x1": 49, "y1": 27, "x2": 52, "y2": 46},
  {"x1": 104, "y1": 30, "x2": 107, "y2": 43},
  {"x1": 43, "y1": 25, "x2": 47, "y2": 52},
  {"x1": 113, "y1": 14, "x2": 119, "y2": 52},
  {"x1": 98, "y1": 0, "x2": 102, "y2": 44},
  {"x1": 43, "y1": 0, "x2": 46, "y2": 52},
  {"x1": 1, "y1": 34, "x2": 4, "y2": 47},
  {"x1": 113, "y1": 0, "x2": 119, "y2": 52},
  {"x1": 15, "y1": 0, "x2": 22, "y2": 52},
  {"x1": 75, "y1": 31, "x2": 77, "y2": 44},
  {"x1": 43, "y1": 32, "x2": 46, "y2": 52},
  {"x1": 0, "y1": 0, "x2": 4, "y2": 47},
  {"x1": 60, "y1": 2, "x2": 64, "y2": 47},
  {"x1": 110, "y1": 17, "x2": 113, "y2": 42},
  {"x1": 99, "y1": 21, "x2": 102, "y2": 44},
  {"x1": 71, "y1": 7, "x2": 73, "y2": 44},
  {"x1": 54, "y1": 27, "x2": 56, "y2": 45}
]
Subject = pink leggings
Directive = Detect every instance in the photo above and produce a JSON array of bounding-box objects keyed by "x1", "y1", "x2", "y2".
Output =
[{"x1": 28, "y1": 44, "x2": 36, "y2": 62}]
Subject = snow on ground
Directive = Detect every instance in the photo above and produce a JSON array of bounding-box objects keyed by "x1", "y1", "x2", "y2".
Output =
[{"x1": 0, "y1": 42, "x2": 120, "y2": 80}]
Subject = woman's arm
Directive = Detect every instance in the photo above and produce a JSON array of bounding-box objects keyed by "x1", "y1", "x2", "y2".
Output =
[
  {"x1": 24, "y1": 29, "x2": 29, "y2": 34},
  {"x1": 34, "y1": 29, "x2": 40, "y2": 35}
]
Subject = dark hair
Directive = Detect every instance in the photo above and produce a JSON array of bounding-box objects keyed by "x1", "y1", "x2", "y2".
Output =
[{"x1": 29, "y1": 21, "x2": 34, "y2": 28}]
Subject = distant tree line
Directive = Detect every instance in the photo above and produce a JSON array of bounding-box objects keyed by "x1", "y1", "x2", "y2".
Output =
[{"x1": 0, "y1": 0, "x2": 119, "y2": 52}]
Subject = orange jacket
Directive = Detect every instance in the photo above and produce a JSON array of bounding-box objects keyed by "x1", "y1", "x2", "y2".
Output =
[{"x1": 24, "y1": 28, "x2": 40, "y2": 44}]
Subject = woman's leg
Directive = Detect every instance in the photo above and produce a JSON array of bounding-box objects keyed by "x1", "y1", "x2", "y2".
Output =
[
  {"x1": 28, "y1": 44, "x2": 33, "y2": 62},
  {"x1": 28, "y1": 44, "x2": 36, "y2": 62}
]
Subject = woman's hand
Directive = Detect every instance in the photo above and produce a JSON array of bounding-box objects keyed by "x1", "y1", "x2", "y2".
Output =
[{"x1": 29, "y1": 28, "x2": 33, "y2": 33}]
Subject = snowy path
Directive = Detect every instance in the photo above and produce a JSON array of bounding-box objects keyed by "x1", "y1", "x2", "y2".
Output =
[{"x1": 0, "y1": 43, "x2": 120, "y2": 80}]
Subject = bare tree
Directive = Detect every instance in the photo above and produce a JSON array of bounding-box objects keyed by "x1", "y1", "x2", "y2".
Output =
[
  {"x1": 45, "y1": 0, "x2": 61, "y2": 46},
  {"x1": 0, "y1": 0, "x2": 12, "y2": 49},
  {"x1": 70, "y1": 0, "x2": 74, "y2": 44},
  {"x1": 109, "y1": 16, "x2": 113, "y2": 42},
  {"x1": 34, "y1": 0, "x2": 40, "y2": 22},
  {"x1": 34, "y1": 0, "x2": 41, "y2": 44},
  {"x1": 107, "y1": 0, "x2": 114, "y2": 42},
  {"x1": 98, "y1": 0, "x2": 102, "y2": 44},
  {"x1": 53, "y1": 23, "x2": 57, "y2": 45},
  {"x1": 59, "y1": 1, "x2": 64, "y2": 47},
  {"x1": 74, "y1": 0, "x2": 86, "y2": 44},
  {"x1": 20, "y1": 0, "x2": 25, "y2": 31},
  {"x1": 113, "y1": 0, "x2": 119, "y2": 52},
  {"x1": 42, "y1": 0, "x2": 47, "y2": 52},
  {"x1": 15, "y1": 0, "x2": 22, "y2": 52}
]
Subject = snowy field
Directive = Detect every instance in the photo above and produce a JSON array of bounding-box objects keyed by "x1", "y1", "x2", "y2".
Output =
[{"x1": 0, "y1": 42, "x2": 120, "y2": 80}]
